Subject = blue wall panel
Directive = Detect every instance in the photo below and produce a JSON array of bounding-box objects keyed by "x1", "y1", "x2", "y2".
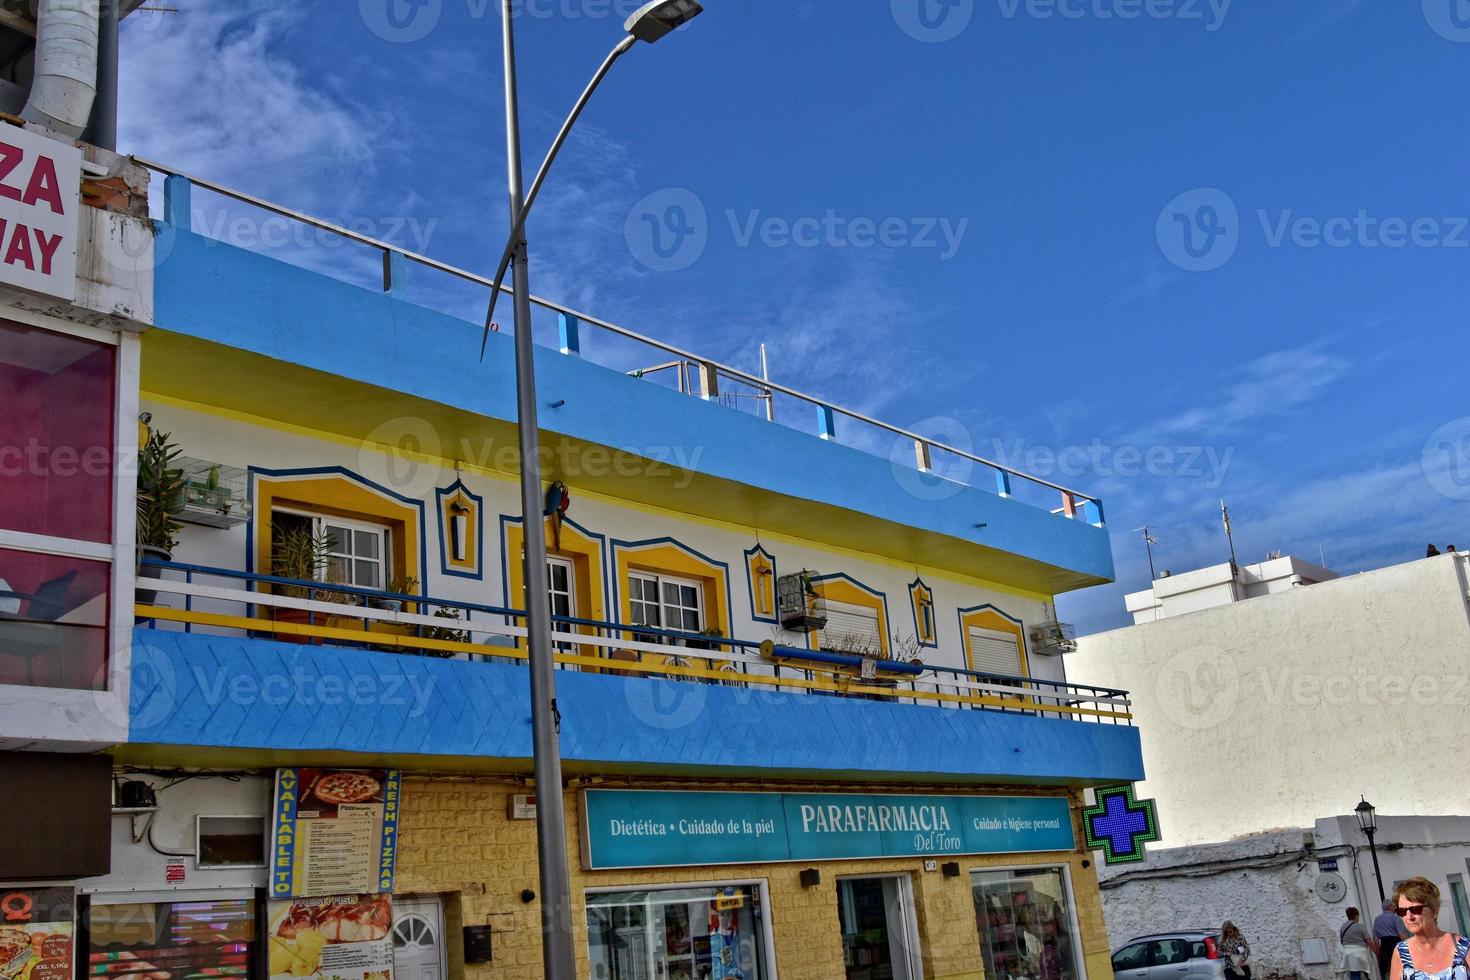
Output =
[
  {"x1": 153, "y1": 231, "x2": 1113, "y2": 583},
  {"x1": 130, "y1": 630, "x2": 1144, "y2": 785}
]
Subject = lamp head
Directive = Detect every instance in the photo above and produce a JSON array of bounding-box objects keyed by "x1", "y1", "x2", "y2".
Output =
[
  {"x1": 1354, "y1": 797, "x2": 1376, "y2": 834},
  {"x1": 625, "y1": 0, "x2": 703, "y2": 43}
]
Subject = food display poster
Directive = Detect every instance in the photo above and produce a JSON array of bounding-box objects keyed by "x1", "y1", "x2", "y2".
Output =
[
  {"x1": 272, "y1": 769, "x2": 401, "y2": 899},
  {"x1": 0, "y1": 887, "x2": 73, "y2": 980},
  {"x1": 267, "y1": 895, "x2": 392, "y2": 980}
]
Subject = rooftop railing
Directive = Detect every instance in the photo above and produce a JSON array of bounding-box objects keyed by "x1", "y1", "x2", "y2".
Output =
[
  {"x1": 134, "y1": 559, "x2": 1133, "y2": 725},
  {"x1": 136, "y1": 159, "x2": 1106, "y2": 529}
]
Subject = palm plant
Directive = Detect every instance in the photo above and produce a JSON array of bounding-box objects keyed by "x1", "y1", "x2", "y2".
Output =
[{"x1": 136, "y1": 428, "x2": 185, "y2": 556}]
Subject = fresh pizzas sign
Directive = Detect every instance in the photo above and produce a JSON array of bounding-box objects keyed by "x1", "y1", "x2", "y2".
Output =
[{"x1": 0, "y1": 125, "x2": 80, "y2": 302}]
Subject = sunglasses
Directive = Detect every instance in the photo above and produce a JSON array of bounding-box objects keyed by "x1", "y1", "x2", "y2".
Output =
[{"x1": 1395, "y1": 905, "x2": 1429, "y2": 918}]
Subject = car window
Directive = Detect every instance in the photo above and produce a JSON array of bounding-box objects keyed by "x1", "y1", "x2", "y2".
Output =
[
  {"x1": 1114, "y1": 943, "x2": 1150, "y2": 970},
  {"x1": 1192, "y1": 941, "x2": 1209, "y2": 960},
  {"x1": 1150, "y1": 939, "x2": 1192, "y2": 965}
]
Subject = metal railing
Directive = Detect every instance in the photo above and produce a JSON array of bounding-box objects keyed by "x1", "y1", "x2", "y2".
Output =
[
  {"x1": 135, "y1": 159, "x2": 1106, "y2": 527},
  {"x1": 134, "y1": 559, "x2": 1132, "y2": 724}
]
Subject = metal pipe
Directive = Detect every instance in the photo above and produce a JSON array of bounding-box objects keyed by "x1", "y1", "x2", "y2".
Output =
[
  {"x1": 22, "y1": 0, "x2": 101, "y2": 138},
  {"x1": 501, "y1": 4, "x2": 575, "y2": 976},
  {"x1": 130, "y1": 161, "x2": 1103, "y2": 505},
  {"x1": 83, "y1": 0, "x2": 118, "y2": 149}
]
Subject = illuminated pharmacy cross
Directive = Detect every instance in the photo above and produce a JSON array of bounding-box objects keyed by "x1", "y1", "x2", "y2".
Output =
[{"x1": 1083, "y1": 785, "x2": 1160, "y2": 865}]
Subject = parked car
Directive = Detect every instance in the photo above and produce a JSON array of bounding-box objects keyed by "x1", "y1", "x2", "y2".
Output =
[{"x1": 1113, "y1": 931, "x2": 1226, "y2": 980}]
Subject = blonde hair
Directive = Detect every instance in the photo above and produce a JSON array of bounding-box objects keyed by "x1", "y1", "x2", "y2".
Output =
[
  {"x1": 1393, "y1": 878, "x2": 1441, "y2": 917},
  {"x1": 1222, "y1": 921, "x2": 1241, "y2": 939}
]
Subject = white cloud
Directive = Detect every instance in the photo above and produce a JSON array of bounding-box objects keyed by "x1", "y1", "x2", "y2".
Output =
[{"x1": 119, "y1": 4, "x2": 380, "y2": 212}]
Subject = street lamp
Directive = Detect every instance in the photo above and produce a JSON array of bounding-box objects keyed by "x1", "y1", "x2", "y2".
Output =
[
  {"x1": 490, "y1": 2, "x2": 704, "y2": 977},
  {"x1": 1355, "y1": 796, "x2": 1386, "y2": 904}
]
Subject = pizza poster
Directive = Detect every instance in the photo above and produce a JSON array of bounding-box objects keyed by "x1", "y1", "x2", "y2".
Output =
[
  {"x1": 267, "y1": 895, "x2": 392, "y2": 980},
  {"x1": 271, "y1": 769, "x2": 400, "y2": 899},
  {"x1": 0, "y1": 887, "x2": 73, "y2": 980}
]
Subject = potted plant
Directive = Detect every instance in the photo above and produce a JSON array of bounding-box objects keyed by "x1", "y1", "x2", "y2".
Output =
[
  {"x1": 372, "y1": 575, "x2": 419, "y2": 613},
  {"x1": 418, "y1": 607, "x2": 468, "y2": 658},
  {"x1": 269, "y1": 521, "x2": 355, "y2": 643},
  {"x1": 136, "y1": 427, "x2": 186, "y2": 603}
]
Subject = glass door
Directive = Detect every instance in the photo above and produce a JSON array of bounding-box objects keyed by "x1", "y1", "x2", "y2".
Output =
[
  {"x1": 837, "y1": 876, "x2": 921, "y2": 980},
  {"x1": 972, "y1": 867, "x2": 1082, "y2": 980}
]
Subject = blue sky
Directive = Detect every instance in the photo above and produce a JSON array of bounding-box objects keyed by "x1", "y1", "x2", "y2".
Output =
[{"x1": 118, "y1": 1, "x2": 1470, "y2": 633}]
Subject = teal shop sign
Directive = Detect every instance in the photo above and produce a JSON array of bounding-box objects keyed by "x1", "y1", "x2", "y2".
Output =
[{"x1": 580, "y1": 789, "x2": 1075, "y2": 870}]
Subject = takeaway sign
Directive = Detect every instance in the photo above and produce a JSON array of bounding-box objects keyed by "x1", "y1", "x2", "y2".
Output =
[{"x1": 0, "y1": 124, "x2": 79, "y2": 302}]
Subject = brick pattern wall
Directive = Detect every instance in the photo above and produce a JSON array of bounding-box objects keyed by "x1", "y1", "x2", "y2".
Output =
[{"x1": 395, "y1": 778, "x2": 1115, "y2": 980}]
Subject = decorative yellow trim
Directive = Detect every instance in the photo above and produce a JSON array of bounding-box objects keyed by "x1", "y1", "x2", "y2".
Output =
[
  {"x1": 616, "y1": 543, "x2": 730, "y2": 637},
  {"x1": 143, "y1": 392, "x2": 1053, "y2": 603},
  {"x1": 254, "y1": 473, "x2": 421, "y2": 593},
  {"x1": 911, "y1": 581, "x2": 936, "y2": 645},
  {"x1": 441, "y1": 488, "x2": 479, "y2": 574},
  {"x1": 504, "y1": 518, "x2": 607, "y2": 650},
  {"x1": 809, "y1": 577, "x2": 889, "y2": 657},
  {"x1": 958, "y1": 607, "x2": 1030, "y2": 702},
  {"x1": 747, "y1": 550, "x2": 776, "y2": 617}
]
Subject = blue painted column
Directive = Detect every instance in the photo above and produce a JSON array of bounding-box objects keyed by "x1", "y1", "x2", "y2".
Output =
[
  {"x1": 163, "y1": 174, "x2": 192, "y2": 231},
  {"x1": 558, "y1": 313, "x2": 581, "y2": 356},
  {"x1": 1081, "y1": 499, "x2": 1106, "y2": 527},
  {"x1": 818, "y1": 405, "x2": 837, "y2": 440},
  {"x1": 995, "y1": 469, "x2": 1013, "y2": 497}
]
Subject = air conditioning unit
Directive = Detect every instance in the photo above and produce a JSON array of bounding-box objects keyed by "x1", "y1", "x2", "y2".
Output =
[
  {"x1": 777, "y1": 572, "x2": 827, "y2": 631},
  {"x1": 1029, "y1": 620, "x2": 1077, "y2": 656}
]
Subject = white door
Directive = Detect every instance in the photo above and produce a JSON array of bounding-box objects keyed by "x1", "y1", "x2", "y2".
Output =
[{"x1": 392, "y1": 897, "x2": 446, "y2": 980}]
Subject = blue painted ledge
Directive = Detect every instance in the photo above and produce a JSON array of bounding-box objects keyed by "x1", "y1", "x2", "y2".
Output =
[{"x1": 129, "y1": 629, "x2": 1144, "y2": 786}]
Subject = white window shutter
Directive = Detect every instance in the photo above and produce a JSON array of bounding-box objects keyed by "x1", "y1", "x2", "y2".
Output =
[
  {"x1": 967, "y1": 626, "x2": 1023, "y2": 677},
  {"x1": 820, "y1": 599, "x2": 883, "y2": 654}
]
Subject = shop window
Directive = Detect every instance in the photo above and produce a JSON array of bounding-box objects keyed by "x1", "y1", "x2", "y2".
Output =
[
  {"x1": 0, "y1": 319, "x2": 115, "y2": 544},
  {"x1": 586, "y1": 885, "x2": 772, "y2": 980},
  {"x1": 85, "y1": 897, "x2": 256, "y2": 980},
  {"x1": 971, "y1": 868, "x2": 1081, "y2": 980},
  {"x1": 0, "y1": 547, "x2": 108, "y2": 690}
]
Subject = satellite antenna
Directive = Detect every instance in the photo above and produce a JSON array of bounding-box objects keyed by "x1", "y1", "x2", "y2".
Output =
[{"x1": 1134, "y1": 526, "x2": 1159, "y2": 582}]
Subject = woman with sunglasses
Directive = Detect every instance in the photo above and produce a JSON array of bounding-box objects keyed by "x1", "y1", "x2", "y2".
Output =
[{"x1": 1389, "y1": 877, "x2": 1468, "y2": 980}]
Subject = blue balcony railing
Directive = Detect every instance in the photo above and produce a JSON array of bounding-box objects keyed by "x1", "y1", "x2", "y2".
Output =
[{"x1": 133, "y1": 559, "x2": 1132, "y2": 725}]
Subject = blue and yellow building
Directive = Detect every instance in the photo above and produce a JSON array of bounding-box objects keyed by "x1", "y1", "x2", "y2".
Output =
[{"x1": 0, "y1": 158, "x2": 1142, "y2": 980}]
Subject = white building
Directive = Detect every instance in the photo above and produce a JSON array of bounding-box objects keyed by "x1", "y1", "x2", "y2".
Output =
[
  {"x1": 1124, "y1": 556, "x2": 1338, "y2": 624},
  {"x1": 1071, "y1": 552, "x2": 1470, "y2": 975}
]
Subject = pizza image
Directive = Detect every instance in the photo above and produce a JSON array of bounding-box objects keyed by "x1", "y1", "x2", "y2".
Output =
[
  {"x1": 311, "y1": 772, "x2": 381, "y2": 805},
  {"x1": 0, "y1": 928, "x2": 33, "y2": 980},
  {"x1": 275, "y1": 896, "x2": 392, "y2": 944}
]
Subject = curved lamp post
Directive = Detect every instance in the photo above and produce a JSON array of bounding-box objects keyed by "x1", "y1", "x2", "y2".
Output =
[{"x1": 490, "y1": 2, "x2": 704, "y2": 977}]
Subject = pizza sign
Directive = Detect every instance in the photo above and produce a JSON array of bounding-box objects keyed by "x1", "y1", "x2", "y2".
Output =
[
  {"x1": 271, "y1": 769, "x2": 400, "y2": 899},
  {"x1": 0, "y1": 125, "x2": 79, "y2": 302}
]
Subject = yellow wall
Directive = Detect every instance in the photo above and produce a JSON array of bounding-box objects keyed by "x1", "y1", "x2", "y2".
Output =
[{"x1": 394, "y1": 778, "x2": 1116, "y2": 980}]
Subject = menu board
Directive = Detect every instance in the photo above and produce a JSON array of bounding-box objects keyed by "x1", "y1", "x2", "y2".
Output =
[
  {"x1": 271, "y1": 769, "x2": 400, "y2": 899},
  {"x1": 0, "y1": 887, "x2": 73, "y2": 980},
  {"x1": 267, "y1": 895, "x2": 392, "y2": 980}
]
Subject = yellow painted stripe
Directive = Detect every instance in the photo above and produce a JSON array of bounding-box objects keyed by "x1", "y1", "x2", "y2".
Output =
[
  {"x1": 135, "y1": 606, "x2": 1131, "y2": 721},
  {"x1": 138, "y1": 392, "x2": 1052, "y2": 603}
]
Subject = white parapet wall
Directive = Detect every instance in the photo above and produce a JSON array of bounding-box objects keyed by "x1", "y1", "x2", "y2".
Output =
[{"x1": 1072, "y1": 553, "x2": 1470, "y2": 849}]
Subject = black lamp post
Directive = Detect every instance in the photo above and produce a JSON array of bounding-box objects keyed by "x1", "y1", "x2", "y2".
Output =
[{"x1": 1355, "y1": 796, "x2": 1386, "y2": 905}]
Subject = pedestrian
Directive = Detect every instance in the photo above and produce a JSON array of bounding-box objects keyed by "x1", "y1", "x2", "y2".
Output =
[
  {"x1": 1341, "y1": 907, "x2": 1378, "y2": 980},
  {"x1": 1377, "y1": 898, "x2": 1410, "y2": 978},
  {"x1": 1387, "y1": 877, "x2": 1468, "y2": 980},
  {"x1": 1428, "y1": 545, "x2": 1441, "y2": 557},
  {"x1": 1220, "y1": 921, "x2": 1252, "y2": 980}
]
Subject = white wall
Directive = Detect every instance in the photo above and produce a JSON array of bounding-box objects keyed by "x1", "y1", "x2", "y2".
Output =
[
  {"x1": 80, "y1": 772, "x2": 271, "y2": 897},
  {"x1": 1070, "y1": 554, "x2": 1470, "y2": 848},
  {"x1": 140, "y1": 400, "x2": 1082, "y2": 691}
]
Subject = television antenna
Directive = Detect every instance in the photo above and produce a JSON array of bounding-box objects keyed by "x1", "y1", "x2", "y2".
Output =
[{"x1": 1134, "y1": 526, "x2": 1159, "y2": 582}]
